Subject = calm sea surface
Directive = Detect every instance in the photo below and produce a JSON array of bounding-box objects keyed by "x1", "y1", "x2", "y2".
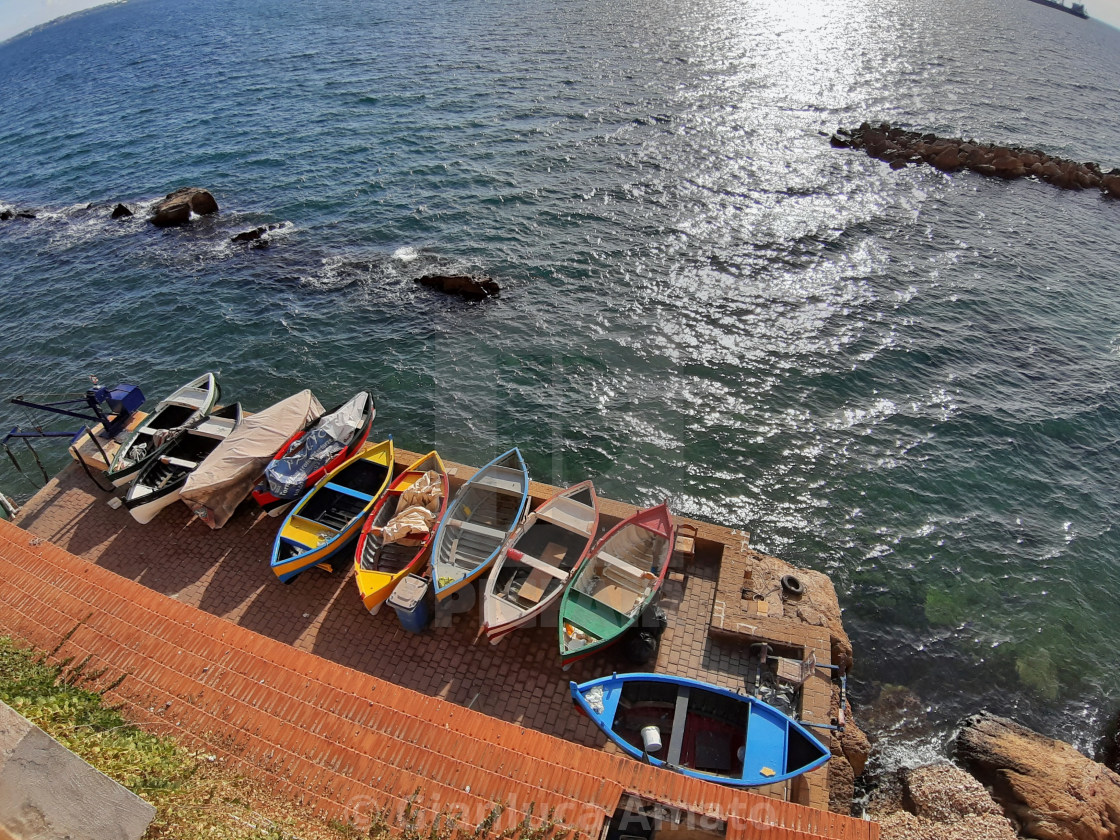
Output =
[{"x1": 3, "y1": 0, "x2": 1119, "y2": 764}]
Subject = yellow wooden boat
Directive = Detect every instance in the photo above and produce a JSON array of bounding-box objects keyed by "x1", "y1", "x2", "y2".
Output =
[
  {"x1": 353, "y1": 450, "x2": 449, "y2": 614},
  {"x1": 270, "y1": 438, "x2": 394, "y2": 583}
]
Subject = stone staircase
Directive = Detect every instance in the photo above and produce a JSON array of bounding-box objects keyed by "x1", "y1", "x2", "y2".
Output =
[{"x1": 0, "y1": 519, "x2": 875, "y2": 840}]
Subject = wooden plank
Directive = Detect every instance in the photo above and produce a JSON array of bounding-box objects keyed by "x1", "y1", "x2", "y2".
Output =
[{"x1": 665, "y1": 686, "x2": 690, "y2": 765}]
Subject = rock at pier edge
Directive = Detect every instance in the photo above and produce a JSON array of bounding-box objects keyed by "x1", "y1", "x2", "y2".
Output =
[
  {"x1": 831, "y1": 122, "x2": 1120, "y2": 198},
  {"x1": 954, "y1": 712, "x2": 1120, "y2": 840}
]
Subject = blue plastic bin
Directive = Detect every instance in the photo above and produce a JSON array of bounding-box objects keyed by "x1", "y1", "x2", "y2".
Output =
[{"x1": 388, "y1": 574, "x2": 432, "y2": 634}]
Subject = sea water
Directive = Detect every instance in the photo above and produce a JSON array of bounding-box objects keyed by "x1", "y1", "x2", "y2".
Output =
[{"x1": 2, "y1": 0, "x2": 1119, "y2": 759}]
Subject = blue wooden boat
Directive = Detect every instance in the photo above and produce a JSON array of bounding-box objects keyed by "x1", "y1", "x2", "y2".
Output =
[
  {"x1": 571, "y1": 672, "x2": 829, "y2": 787},
  {"x1": 270, "y1": 438, "x2": 394, "y2": 583},
  {"x1": 430, "y1": 448, "x2": 529, "y2": 601}
]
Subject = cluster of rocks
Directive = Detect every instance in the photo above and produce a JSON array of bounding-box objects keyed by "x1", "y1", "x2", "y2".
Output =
[
  {"x1": 0, "y1": 208, "x2": 36, "y2": 221},
  {"x1": 865, "y1": 707, "x2": 1120, "y2": 840},
  {"x1": 832, "y1": 122, "x2": 1120, "y2": 197}
]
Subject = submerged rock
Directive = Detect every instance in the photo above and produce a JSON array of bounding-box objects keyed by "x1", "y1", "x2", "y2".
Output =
[
  {"x1": 111, "y1": 203, "x2": 133, "y2": 219},
  {"x1": 955, "y1": 711, "x2": 1120, "y2": 840},
  {"x1": 0, "y1": 209, "x2": 36, "y2": 221},
  {"x1": 149, "y1": 187, "x2": 219, "y2": 227},
  {"x1": 231, "y1": 223, "x2": 283, "y2": 244},
  {"x1": 414, "y1": 273, "x2": 500, "y2": 300}
]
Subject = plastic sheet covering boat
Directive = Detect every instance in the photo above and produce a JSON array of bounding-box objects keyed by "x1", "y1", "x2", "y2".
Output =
[
  {"x1": 254, "y1": 391, "x2": 374, "y2": 513},
  {"x1": 180, "y1": 389, "x2": 324, "y2": 528},
  {"x1": 571, "y1": 672, "x2": 830, "y2": 787}
]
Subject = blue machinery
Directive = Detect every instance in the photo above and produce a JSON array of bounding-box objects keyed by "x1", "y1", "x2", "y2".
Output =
[{"x1": 3, "y1": 381, "x2": 145, "y2": 488}]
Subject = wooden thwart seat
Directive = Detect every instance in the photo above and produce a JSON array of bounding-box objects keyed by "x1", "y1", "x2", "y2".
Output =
[
  {"x1": 596, "y1": 551, "x2": 648, "y2": 580},
  {"x1": 160, "y1": 456, "x2": 197, "y2": 470},
  {"x1": 449, "y1": 519, "x2": 507, "y2": 541}
]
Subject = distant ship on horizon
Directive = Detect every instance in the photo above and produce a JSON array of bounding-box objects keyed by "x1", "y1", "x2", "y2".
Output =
[{"x1": 1027, "y1": 0, "x2": 1089, "y2": 18}]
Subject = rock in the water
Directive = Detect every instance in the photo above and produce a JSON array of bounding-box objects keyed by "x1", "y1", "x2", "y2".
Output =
[
  {"x1": 0, "y1": 209, "x2": 35, "y2": 221},
  {"x1": 111, "y1": 203, "x2": 133, "y2": 219},
  {"x1": 414, "y1": 273, "x2": 500, "y2": 300},
  {"x1": 1102, "y1": 174, "x2": 1120, "y2": 198},
  {"x1": 231, "y1": 223, "x2": 283, "y2": 244},
  {"x1": 955, "y1": 711, "x2": 1120, "y2": 840},
  {"x1": 149, "y1": 187, "x2": 219, "y2": 227}
]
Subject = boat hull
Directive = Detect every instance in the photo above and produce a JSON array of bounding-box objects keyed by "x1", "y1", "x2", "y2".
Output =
[
  {"x1": 431, "y1": 448, "x2": 530, "y2": 602},
  {"x1": 558, "y1": 503, "x2": 675, "y2": 666},
  {"x1": 571, "y1": 672, "x2": 830, "y2": 787},
  {"x1": 270, "y1": 438, "x2": 394, "y2": 583},
  {"x1": 106, "y1": 373, "x2": 220, "y2": 487},
  {"x1": 353, "y1": 451, "x2": 449, "y2": 614},
  {"x1": 481, "y1": 480, "x2": 599, "y2": 643}
]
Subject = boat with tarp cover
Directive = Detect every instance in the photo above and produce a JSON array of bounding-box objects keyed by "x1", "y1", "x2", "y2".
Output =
[
  {"x1": 252, "y1": 391, "x2": 374, "y2": 517},
  {"x1": 571, "y1": 672, "x2": 830, "y2": 787}
]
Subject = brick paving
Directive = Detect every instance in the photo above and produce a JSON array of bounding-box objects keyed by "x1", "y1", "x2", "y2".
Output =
[{"x1": 7, "y1": 448, "x2": 850, "y2": 819}]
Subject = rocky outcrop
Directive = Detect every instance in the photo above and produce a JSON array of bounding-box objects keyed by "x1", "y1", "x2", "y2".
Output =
[
  {"x1": 874, "y1": 763, "x2": 1018, "y2": 840},
  {"x1": 111, "y1": 203, "x2": 133, "y2": 219},
  {"x1": 833, "y1": 122, "x2": 1120, "y2": 199},
  {"x1": 0, "y1": 209, "x2": 36, "y2": 221},
  {"x1": 414, "y1": 273, "x2": 500, "y2": 300},
  {"x1": 148, "y1": 187, "x2": 219, "y2": 227},
  {"x1": 955, "y1": 712, "x2": 1120, "y2": 840},
  {"x1": 231, "y1": 223, "x2": 283, "y2": 244}
]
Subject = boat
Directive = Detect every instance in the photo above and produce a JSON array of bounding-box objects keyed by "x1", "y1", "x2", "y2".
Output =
[
  {"x1": 0, "y1": 491, "x2": 18, "y2": 522},
  {"x1": 558, "y1": 502, "x2": 675, "y2": 667},
  {"x1": 270, "y1": 438, "x2": 394, "y2": 583},
  {"x1": 570, "y1": 673, "x2": 830, "y2": 787},
  {"x1": 353, "y1": 451, "x2": 449, "y2": 614},
  {"x1": 1026, "y1": 0, "x2": 1088, "y2": 17},
  {"x1": 180, "y1": 389, "x2": 324, "y2": 529},
  {"x1": 106, "y1": 373, "x2": 220, "y2": 488},
  {"x1": 430, "y1": 448, "x2": 530, "y2": 601},
  {"x1": 252, "y1": 391, "x2": 375, "y2": 516},
  {"x1": 124, "y1": 403, "x2": 243, "y2": 525},
  {"x1": 481, "y1": 480, "x2": 599, "y2": 644}
]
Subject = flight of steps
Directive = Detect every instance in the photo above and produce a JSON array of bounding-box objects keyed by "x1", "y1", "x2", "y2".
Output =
[{"x1": 0, "y1": 520, "x2": 871, "y2": 840}]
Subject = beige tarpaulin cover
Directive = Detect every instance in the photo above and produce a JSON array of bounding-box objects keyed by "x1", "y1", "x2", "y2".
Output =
[
  {"x1": 381, "y1": 470, "x2": 443, "y2": 546},
  {"x1": 181, "y1": 390, "x2": 324, "y2": 529}
]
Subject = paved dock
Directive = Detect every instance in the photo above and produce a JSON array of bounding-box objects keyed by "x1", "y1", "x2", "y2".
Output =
[{"x1": 1, "y1": 446, "x2": 867, "y2": 835}]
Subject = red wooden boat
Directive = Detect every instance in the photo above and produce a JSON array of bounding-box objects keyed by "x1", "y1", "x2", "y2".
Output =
[{"x1": 252, "y1": 391, "x2": 374, "y2": 516}]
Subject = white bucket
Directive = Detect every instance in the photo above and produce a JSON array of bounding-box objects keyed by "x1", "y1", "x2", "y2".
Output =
[{"x1": 641, "y1": 725, "x2": 662, "y2": 753}]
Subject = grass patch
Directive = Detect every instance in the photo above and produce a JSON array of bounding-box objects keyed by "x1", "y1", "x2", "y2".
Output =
[
  {"x1": 0, "y1": 635, "x2": 342, "y2": 839},
  {"x1": 0, "y1": 635, "x2": 571, "y2": 840}
]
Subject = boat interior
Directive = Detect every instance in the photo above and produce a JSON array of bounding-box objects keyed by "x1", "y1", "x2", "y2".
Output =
[
  {"x1": 571, "y1": 524, "x2": 668, "y2": 628},
  {"x1": 495, "y1": 519, "x2": 589, "y2": 608},
  {"x1": 299, "y1": 458, "x2": 389, "y2": 531},
  {"x1": 614, "y1": 682, "x2": 748, "y2": 779},
  {"x1": 143, "y1": 403, "x2": 201, "y2": 431},
  {"x1": 359, "y1": 464, "x2": 443, "y2": 574},
  {"x1": 435, "y1": 475, "x2": 524, "y2": 574}
]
